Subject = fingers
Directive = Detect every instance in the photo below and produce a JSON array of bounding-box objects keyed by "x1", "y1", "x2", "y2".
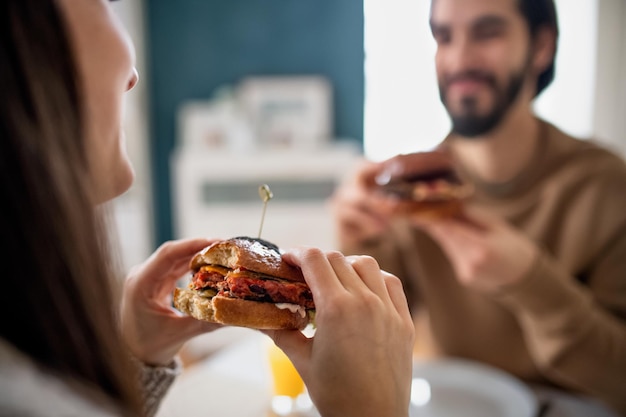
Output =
[
  {"x1": 343, "y1": 158, "x2": 383, "y2": 188},
  {"x1": 264, "y1": 329, "x2": 312, "y2": 378},
  {"x1": 282, "y1": 248, "x2": 344, "y2": 301},
  {"x1": 345, "y1": 255, "x2": 389, "y2": 298},
  {"x1": 325, "y1": 251, "x2": 375, "y2": 294},
  {"x1": 177, "y1": 316, "x2": 223, "y2": 338},
  {"x1": 126, "y1": 238, "x2": 220, "y2": 303},
  {"x1": 424, "y1": 221, "x2": 479, "y2": 263},
  {"x1": 336, "y1": 204, "x2": 389, "y2": 239},
  {"x1": 135, "y1": 238, "x2": 218, "y2": 285},
  {"x1": 360, "y1": 160, "x2": 387, "y2": 189},
  {"x1": 283, "y1": 248, "x2": 381, "y2": 299},
  {"x1": 435, "y1": 205, "x2": 498, "y2": 233},
  {"x1": 331, "y1": 160, "x2": 393, "y2": 245},
  {"x1": 383, "y1": 272, "x2": 413, "y2": 330},
  {"x1": 283, "y1": 248, "x2": 396, "y2": 308},
  {"x1": 462, "y1": 205, "x2": 498, "y2": 228}
]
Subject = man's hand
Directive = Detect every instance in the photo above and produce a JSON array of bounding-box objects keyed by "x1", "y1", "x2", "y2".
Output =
[
  {"x1": 416, "y1": 207, "x2": 539, "y2": 293},
  {"x1": 330, "y1": 159, "x2": 394, "y2": 247}
]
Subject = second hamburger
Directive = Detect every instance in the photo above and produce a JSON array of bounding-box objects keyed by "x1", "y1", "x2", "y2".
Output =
[{"x1": 374, "y1": 150, "x2": 473, "y2": 219}]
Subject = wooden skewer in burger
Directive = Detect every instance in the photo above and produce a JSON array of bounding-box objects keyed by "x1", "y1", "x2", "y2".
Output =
[
  {"x1": 373, "y1": 150, "x2": 474, "y2": 220},
  {"x1": 173, "y1": 184, "x2": 315, "y2": 330}
]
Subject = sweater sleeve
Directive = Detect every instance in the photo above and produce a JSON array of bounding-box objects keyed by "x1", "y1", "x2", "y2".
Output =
[
  {"x1": 137, "y1": 357, "x2": 181, "y2": 417},
  {"x1": 496, "y1": 237, "x2": 626, "y2": 415},
  {"x1": 339, "y1": 220, "x2": 422, "y2": 311}
]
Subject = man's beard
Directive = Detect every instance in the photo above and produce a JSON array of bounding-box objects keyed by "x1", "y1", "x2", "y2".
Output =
[{"x1": 439, "y1": 66, "x2": 526, "y2": 138}]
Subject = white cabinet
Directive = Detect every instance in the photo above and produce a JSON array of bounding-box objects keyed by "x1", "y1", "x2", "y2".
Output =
[{"x1": 170, "y1": 146, "x2": 360, "y2": 251}]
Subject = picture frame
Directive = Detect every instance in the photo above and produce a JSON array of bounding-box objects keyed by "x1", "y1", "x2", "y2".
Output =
[{"x1": 237, "y1": 75, "x2": 333, "y2": 149}]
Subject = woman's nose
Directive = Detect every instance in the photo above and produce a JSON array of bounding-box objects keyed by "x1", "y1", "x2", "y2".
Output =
[{"x1": 127, "y1": 67, "x2": 139, "y2": 91}]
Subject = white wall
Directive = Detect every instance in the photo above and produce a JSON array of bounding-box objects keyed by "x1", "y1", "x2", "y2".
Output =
[
  {"x1": 363, "y1": 0, "x2": 449, "y2": 160},
  {"x1": 533, "y1": 0, "x2": 598, "y2": 139},
  {"x1": 593, "y1": 0, "x2": 626, "y2": 156}
]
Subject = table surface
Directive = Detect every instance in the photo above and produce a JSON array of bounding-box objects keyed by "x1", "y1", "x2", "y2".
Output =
[{"x1": 155, "y1": 330, "x2": 619, "y2": 417}]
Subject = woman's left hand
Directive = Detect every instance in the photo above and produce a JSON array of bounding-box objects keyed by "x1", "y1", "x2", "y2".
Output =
[
  {"x1": 266, "y1": 248, "x2": 415, "y2": 417},
  {"x1": 120, "y1": 238, "x2": 222, "y2": 366}
]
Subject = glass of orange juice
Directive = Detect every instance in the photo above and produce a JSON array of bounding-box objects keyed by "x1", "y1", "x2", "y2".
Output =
[{"x1": 266, "y1": 341, "x2": 313, "y2": 416}]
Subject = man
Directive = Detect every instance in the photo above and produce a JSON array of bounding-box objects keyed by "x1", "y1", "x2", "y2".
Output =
[{"x1": 331, "y1": 0, "x2": 626, "y2": 414}]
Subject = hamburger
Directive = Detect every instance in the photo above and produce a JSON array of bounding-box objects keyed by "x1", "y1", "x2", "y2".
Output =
[
  {"x1": 173, "y1": 236, "x2": 315, "y2": 330},
  {"x1": 374, "y1": 150, "x2": 473, "y2": 219}
]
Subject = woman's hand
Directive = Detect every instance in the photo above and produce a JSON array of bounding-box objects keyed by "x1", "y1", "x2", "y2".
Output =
[
  {"x1": 120, "y1": 238, "x2": 222, "y2": 366},
  {"x1": 266, "y1": 248, "x2": 415, "y2": 417}
]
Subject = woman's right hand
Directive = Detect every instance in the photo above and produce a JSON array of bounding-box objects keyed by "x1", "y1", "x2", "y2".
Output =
[
  {"x1": 266, "y1": 248, "x2": 415, "y2": 417},
  {"x1": 120, "y1": 238, "x2": 222, "y2": 366}
]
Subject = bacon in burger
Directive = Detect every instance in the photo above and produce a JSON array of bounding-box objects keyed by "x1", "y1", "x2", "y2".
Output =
[{"x1": 173, "y1": 236, "x2": 315, "y2": 330}]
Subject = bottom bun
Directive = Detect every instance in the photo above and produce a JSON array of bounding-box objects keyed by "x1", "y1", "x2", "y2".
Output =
[
  {"x1": 173, "y1": 287, "x2": 310, "y2": 330},
  {"x1": 390, "y1": 198, "x2": 463, "y2": 220}
]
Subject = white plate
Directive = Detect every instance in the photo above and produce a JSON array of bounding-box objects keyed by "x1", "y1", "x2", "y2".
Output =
[{"x1": 409, "y1": 359, "x2": 538, "y2": 417}]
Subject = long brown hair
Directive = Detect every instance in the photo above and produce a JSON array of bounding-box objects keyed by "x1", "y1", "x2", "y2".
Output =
[{"x1": 0, "y1": 0, "x2": 141, "y2": 414}]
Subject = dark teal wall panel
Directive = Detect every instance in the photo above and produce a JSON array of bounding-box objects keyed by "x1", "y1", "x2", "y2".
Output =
[{"x1": 146, "y1": 0, "x2": 364, "y2": 246}]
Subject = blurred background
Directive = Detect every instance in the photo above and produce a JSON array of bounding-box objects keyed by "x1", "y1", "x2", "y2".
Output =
[{"x1": 110, "y1": 0, "x2": 626, "y2": 272}]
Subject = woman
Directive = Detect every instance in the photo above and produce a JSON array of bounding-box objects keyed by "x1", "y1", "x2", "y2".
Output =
[{"x1": 0, "y1": 1, "x2": 414, "y2": 417}]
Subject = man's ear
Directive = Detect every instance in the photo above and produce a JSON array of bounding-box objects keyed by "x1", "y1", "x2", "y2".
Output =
[{"x1": 532, "y1": 26, "x2": 557, "y2": 74}]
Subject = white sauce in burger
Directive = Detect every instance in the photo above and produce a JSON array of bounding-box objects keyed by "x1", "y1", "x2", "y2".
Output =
[{"x1": 275, "y1": 303, "x2": 306, "y2": 318}]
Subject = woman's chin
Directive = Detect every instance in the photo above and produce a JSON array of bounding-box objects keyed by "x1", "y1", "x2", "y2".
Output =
[{"x1": 93, "y1": 164, "x2": 135, "y2": 204}]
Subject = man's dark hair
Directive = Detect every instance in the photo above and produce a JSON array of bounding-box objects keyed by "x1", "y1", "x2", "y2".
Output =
[{"x1": 517, "y1": 0, "x2": 559, "y2": 96}]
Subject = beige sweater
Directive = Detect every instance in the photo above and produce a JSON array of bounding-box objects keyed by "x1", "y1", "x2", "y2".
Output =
[{"x1": 342, "y1": 120, "x2": 626, "y2": 415}]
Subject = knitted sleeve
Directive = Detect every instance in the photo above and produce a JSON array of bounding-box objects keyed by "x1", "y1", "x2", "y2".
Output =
[{"x1": 136, "y1": 357, "x2": 181, "y2": 417}]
